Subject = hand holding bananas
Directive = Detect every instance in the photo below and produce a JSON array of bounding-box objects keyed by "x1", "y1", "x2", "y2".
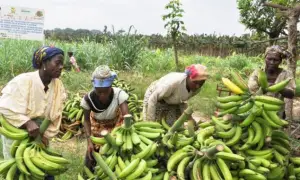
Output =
[
  {"x1": 248, "y1": 45, "x2": 295, "y2": 99},
  {"x1": 0, "y1": 116, "x2": 70, "y2": 179},
  {"x1": 24, "y1": 120, "x2": 40, "y2": 138}
]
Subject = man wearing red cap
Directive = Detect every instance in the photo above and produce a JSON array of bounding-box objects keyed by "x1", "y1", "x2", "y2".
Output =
[{"x1": 143, "y1": 64, "x2": 208, "y2": 125}]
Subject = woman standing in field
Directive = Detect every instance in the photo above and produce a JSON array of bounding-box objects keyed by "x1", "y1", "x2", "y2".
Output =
[
  {"x1": 143, "y1": 64, "x2": 208, "y2": 126},
  {"x1": 81, "y1": 65, "x2": 130, "y2": 171},
  {"x1": 0, "y1": 46, "x2": 67, "y2": 180},
  {"x1": 248, "y1": 45, "x2": 296, "y2": 118},
  {"x1": 68, "y1": 51, "x2": 80, "y2": 72}
]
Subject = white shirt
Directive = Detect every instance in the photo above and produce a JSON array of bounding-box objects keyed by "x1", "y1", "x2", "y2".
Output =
[
  {"x1": 80, "y1": 87, "x2": 129, "y2": 120},
  {"x1": 144, "y1": 72, "x2": 199, "y2": 120}
]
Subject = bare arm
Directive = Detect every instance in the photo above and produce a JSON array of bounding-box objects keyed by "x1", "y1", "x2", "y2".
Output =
[
  {"x1": 120, "y1": 102, "x2": 129, "y2": 116},
  {"x1": 83, "y1": 109, "x2": 92, "y2": 143}
]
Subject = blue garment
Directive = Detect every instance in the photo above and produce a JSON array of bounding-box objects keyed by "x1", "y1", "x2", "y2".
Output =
[{"x1": 92, "y1": 72, "x2": 117, "y2": 88}]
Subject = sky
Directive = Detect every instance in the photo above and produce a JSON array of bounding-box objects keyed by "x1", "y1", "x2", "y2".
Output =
[{"x1": 1, "y1": 0, "x2": 250, "y2": 36}]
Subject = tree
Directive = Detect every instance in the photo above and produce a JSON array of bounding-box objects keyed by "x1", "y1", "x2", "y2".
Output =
[
  {"x1": 263, "y1": 1, "x2": 300, "y2": 133},
  {"x1": 237, "y1": 0, "x2": 299, "y2": 44},
  {"x1": 162, "y1": 0, "x2": 186, "y2": 71}
]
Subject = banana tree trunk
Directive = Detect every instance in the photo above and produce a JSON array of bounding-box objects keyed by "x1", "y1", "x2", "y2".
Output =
[
  {"x1": 286, "y1": 8, "x2": 300, "y2": 134},
  {"x1": 172, "y1": 37, "x2": 179, "y2": 72},
  {"x1": 263, "y1": 2, "x2": 300, "y2": 135}
]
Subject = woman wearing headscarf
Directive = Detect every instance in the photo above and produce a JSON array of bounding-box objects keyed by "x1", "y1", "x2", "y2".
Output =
[
  {"x1": 248, "y1": 45, "x2": 296, "y2": 118},
  {"x1": 0, "y1": 46, "x2": 66, "y2": 180},
  {"x1": 81, "y1": 65, "x2": 130, "y2": 171},
  {"x1": 143, "y1": 64, "x2": 208, "y2": 126}
]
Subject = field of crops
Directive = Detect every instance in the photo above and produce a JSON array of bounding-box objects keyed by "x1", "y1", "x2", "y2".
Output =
[{"x1": 1, "y1": 38, "x2": 300, "y2": 180}]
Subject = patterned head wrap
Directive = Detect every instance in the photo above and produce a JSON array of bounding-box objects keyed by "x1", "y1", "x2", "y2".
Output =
[
  {"x1": 265, "y1": 45, "x2": 291, "y2": 59},
  {"x1": 32, "y1": 46, "x2": 64, "y2": 69},
  {"x1": 91, "y1": 65, "x2": 117, "y2": 88},
  {"x1": 185, "y1": 64, "x2": 208, "y2": 81}
]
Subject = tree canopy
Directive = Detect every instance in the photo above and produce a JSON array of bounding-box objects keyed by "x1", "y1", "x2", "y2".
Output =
[{"x1": 237, "y1": 0, "x2": 299, "y2": 41}]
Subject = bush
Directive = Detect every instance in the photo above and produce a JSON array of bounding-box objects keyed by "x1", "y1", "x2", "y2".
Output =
[
  {"x1": 106, "y1": 26, "x2": 147, "y2": 70},
  {"x1": 225, "y1": 54, "x2": 249, "y2": 70}
]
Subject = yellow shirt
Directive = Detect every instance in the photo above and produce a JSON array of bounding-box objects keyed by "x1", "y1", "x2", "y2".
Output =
[{"x1": 0, "y1": 71, "x2": 67, "y2": 138}]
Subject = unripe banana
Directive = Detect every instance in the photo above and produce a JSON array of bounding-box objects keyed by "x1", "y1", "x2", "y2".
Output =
[
  {"x1": 167, "y1": 149, "x2": 190, "y2": 171},
  {"x1": 15, "y1": 138, "x2": 31, "y2": 176},
  {"x1": 266, "y1": 78, "x2": 291, "y2": 93},
  {"x1": 0, "y1": 127, "x2": 28, "y2": 140},
  {"x1": 177, "y1": 156, "x2": 191, "y2": 180},
  {"x1": 30, "y1": 148, "x2": 65, "y2": 172},
  {"x1": 125, "y1": 159, "x2": 147, "y2": 180},
  {"x1": 217, "y1": 95, "x2": 244, "y2": 103},
  {"x1": 118, "y1": 158, "x2": 140, "y2": 178},
  {"x1": 225, "y1": 125, "x2": 242, "y2": 146},
  {"x1": 258, "y1": 69, "x2": 268, "y2": 89},
  {"x1": 40, "y1": 148, "x2": 70, "y2": 164},
  {"x1": 23, "y1": 146, "x2": 45, "y2": 177},
  {"x1": 6, "y1": 163, "x2": 17, "y2": 180},
  {"x1": 216, "y1": 158, "x2": 232, "y2": 180},
  {"x1": 216, "y1": 152, "x2": 245, "y2": 161},
  {"x1": 230, "y1": 70, "x2": 248, "y2": 91},
  {"x1": 0, "y1": 159, "x2": 15, "y2": 174},
  {"x1": 202, "y1": 162, "x2": 211, "y2": 180}
]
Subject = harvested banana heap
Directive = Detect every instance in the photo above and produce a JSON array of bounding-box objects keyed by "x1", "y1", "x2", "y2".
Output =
[
  {"x1": 75, "y1": 70, "x2": 300, "y2": 180},
  {"x1": 0, "y1": 117, "x2": 70, "y2": 179}
]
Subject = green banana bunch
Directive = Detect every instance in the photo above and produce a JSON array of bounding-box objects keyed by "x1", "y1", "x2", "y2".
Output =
[
  {"x1": 0, "y1": 141, "x2": 69, "y2": 179},
  {"x1": 112, "y1": 78, "x2": 143, "y2": 121},
  {"x1": 63, "y1": 93, "x2": 83, "y2": 122},
  {"x1": 83, "y1": 149, "x2": 162, "y2": 179},
  {"x1": 167, "y1": 143, "x2": 245, "y2": 180},
  {"x1": 93, "y1": 115, "x2": 162, "y2": 156},
  {"x1": 0, "y1": 115, "x2": 29, "y2": 140},
  {"x1": 0, "y1": 117, "x2": 70, "y2": 178},
  {"x1": 128, "y1": 93, "x2": 143, "y2": 119},
  {"x1": 60, "y1": 92, "x2": 85, "y2": 141},
  {"x1": 112, "y1": 79, "x2": 135, "y2": 94}
]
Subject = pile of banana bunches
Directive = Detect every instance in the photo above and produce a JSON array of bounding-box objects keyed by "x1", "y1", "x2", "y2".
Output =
[
  {"x1": 113, "y1": 79, "x2": 143, "y2": 122},
  {"x1": 0, "y1": 116, "x2": 70, "y2": 179},
  {"x1": 77, "y1": 70, "x2": 300, "y2": 180},
  {"x1": 56, "y1": 79, "x2": 143, "y2": 142}
]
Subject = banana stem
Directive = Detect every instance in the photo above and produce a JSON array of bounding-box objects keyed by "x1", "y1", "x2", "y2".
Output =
[
  {"x1": 169, "y1": 107, "x2": 193, "y2": 133},
  {"x1": 205, "y1": 144, "x2": 224, "y2": 159},
  {"x1": 197, "y1": 151, "x2": 204, "y2": 157},
  {"x1": 265, "y1": 136, "x2": 272, "y2": 143},
  {"x1": 187, "y1": 120, "x2": 195, "y2": 137},
  {"x1": 100, "y1": 130, "x2": 118, "y2": 149},
  {"x1": 123, "y1": 114, "x2": 132, "y2": 129},
  {"x1": 35, "y1": 135, "x2": 42, "y2": 144},
  {"x1": 39, "y1": 118, "x2": 51, "y2": 134},
  {"x1": 34, "y1": 118, "x2": 51, "y2": 144},
  {"x1": 265, "y1": 136, "x2": 272, "y2": 147}
]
